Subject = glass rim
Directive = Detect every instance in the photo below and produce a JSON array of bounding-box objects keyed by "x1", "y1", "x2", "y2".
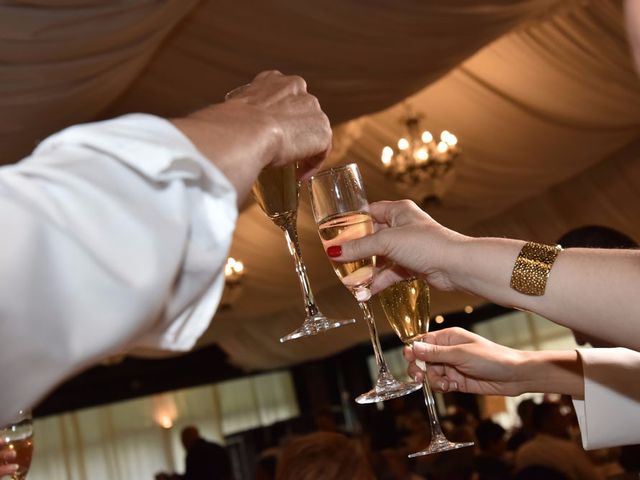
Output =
[{"x1": 308, "y1": 162, "x2": 359, "y2": 182}]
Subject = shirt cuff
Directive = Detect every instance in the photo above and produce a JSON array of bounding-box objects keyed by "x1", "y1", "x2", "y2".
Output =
[
  {"x1": 34, "y1": 113, "x2": 235, "y2": 193},
  {"x1": 573, "y1": 347, "x2": 640, "y2": 450}
]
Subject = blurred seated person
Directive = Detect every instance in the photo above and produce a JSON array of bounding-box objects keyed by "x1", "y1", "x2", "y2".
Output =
[
  {"x1": 506, "y1": 399, "x2": 536, "y2": 452},
  {"x1": 474, "y1": 419, "x2": 512, "y2": 480},
  {"x1": 513, "y1": 465, "x2": 569, "y2": 480},
  {"x1": 378, "y1": 449, "x2": 426, "y2": 480},
  {"x1": 255, "y1": 450, "x2": 278, "y2": 480},
  {"x1": 155, "y1": 474, "x2": 180, "y2": 480},
  {"x1": 427, "y1": 413, "x2": 475, "y2": 480},
  {"x1": 276, "y1": 432, "x2": 374, "y2": 480},
  {"x1": 515, "y1": 403, "x2": 603, "y2": 480}
]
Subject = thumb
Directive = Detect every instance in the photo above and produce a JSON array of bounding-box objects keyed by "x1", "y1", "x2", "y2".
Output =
[{"x1": 412, "y1": 341, "x2": 465, "y2": 366}]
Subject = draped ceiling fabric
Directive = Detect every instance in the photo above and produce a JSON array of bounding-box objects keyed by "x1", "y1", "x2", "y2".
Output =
[{"x1": 2, "y1": 1, "x2": 639, "y2": 371}]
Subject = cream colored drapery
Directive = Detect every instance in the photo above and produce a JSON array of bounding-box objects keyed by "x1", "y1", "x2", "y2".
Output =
[
  {"x1": 28, "y1": 371, "x2": 298, "y2": 480},
  {"x1": 202, "y1": 0, "x2": 640, "y2": 371},
  {"x1": 2, "y1": 0, "x2": 639, "y2": 372}
]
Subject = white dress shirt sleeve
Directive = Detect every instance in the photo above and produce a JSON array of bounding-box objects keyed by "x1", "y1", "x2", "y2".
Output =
[
  {"x1": 0, "y1": 114, "x2": 237, "y2": 421},
  {"x1": 572, "y1": 347, "x2": 640, "y2": 450}
]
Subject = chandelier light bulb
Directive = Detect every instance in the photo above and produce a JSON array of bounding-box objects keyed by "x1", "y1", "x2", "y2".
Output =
[
  {"x1": 414, "y1": 147, "x2": 429, "y2": 162},
  {"x1": 441, "y1": 130, "x2": 458, "y2": 146},
  {"x1": 437, "y1": 141, "x2": 449, "y2": 153},
  {"x1": 232, "y1": 261, "x2": 244, "y2": 273},
  {"x1": 421, "y1": 130, "x2": 433, "y2": 143},
  {"x1": 381, "y1": 146, "x2": 394, "y2": 166},
  {"x1": 397, "y1": 138, "x2": 410, "y2": 150},
  {"x1": 224, "y1": 261, "x2": 234, "y2": 277}
]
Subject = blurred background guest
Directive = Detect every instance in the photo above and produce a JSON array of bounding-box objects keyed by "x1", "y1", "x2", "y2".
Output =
[
  {"x1": 514, "y1": 402, "x2": 602, "y2": 480},
  {"x1": 275, "y1": 431, "x2": 374, "y2": 480},
  {"x1": 474, "y1": 419, "x2": 512, "y2": 480}
]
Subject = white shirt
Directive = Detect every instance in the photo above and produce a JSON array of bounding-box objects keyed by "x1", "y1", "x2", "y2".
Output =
[
  {"x1": 572, "y1": 347, "x2": 640, "y2": 450},
  {"x1": 515, "y1": 433, "x2": 603, "y2": 480},
  {"x1": 0, "y1": 114, "x2": 237, "y2": 423}
]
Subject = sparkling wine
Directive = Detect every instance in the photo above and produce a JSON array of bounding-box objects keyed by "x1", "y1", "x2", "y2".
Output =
[
  {"x1": 379, "y1": 278, "x2": 430, "y2": 344},
  {"x1": 252, "y1": 163, "x2": 299, "y2": 227},
  {"x1": 318, "y1": 211, "x2": 375, "y2": 294},
  {"x1": 1, "y1": 435, "x2": 33, "y2": 478}
]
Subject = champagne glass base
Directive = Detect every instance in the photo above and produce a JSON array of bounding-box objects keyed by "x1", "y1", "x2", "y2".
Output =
[
  {"x1": 355, "y1": 375, "x2": 421, "y2": 404},
  {"x1": 408, "y1": 437, "x2": 474, "y2": 458},
  {"x1": 279, "y1": 314, "x2": 355, "y2": 343}
]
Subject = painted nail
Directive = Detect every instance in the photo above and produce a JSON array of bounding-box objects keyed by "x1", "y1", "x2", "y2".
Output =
[{"x1": 327, "y1": 245, "x2": 342, "y2": 257}]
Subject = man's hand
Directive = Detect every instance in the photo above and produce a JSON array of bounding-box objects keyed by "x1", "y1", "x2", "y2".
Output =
[{"x1": 172, "y1": 71, "x2": 331, "y2": 204}]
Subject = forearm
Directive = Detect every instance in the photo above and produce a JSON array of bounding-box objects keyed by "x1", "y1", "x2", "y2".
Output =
[
  {"x1": 448, "y1": 237, "x2": 640, "y2": 351},
  {"x1": 0, "y1": 114, "x2": 236, "y2": 423},
  {"x1": 171, "y1": 100, "x2": 280, "y2": 207},
  {"x1": 517, "y1": 350, "x2": 584, "y2": 397}
]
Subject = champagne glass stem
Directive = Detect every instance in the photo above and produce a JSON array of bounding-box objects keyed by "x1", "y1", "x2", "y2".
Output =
[
  {"x1": 282, "y1": 215, "x2": 319, "y2": 317},
  {"x1": 357, "y1": 300, "x2": 390, "y2": 376},
  {"x1": 420, "y1": 367, "x2": 447, "y2": 440}
]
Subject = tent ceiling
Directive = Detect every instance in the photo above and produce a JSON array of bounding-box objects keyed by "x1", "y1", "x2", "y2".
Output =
[{"x1": 2, "y1": 0, "x2": 639, "y2": 372}]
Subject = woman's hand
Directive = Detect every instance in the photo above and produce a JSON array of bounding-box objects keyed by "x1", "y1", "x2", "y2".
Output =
[
  {"x1": 404, "y1": 327, "x2": 584, "y2": 398},
  {"x1": 330, "y1": 200, "x2": 468, "y2": 294}
]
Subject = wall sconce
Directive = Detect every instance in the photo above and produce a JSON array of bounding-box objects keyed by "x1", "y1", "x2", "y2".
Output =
[{"x1": 220, "y1": 257, "x2": 245, "y2": 309}]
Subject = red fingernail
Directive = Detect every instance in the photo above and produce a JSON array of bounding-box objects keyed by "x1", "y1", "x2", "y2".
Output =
[{"x1": 327, "y1": 245, "x2": 342, "y2": 257}]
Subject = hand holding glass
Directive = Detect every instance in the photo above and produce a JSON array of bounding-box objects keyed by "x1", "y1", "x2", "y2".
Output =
[
  {"x1": 224, "y1": 87, "x2": 355, "y2": 343},
  {"x1": 0, "y1": 410, "x2": 33, "y2": 479},
  {"x1": 379, "y1": 278, "x2": 474, "y2": 456},
  {"x1": 309, "y1": 163, "x2": 420, "y2": 403}
]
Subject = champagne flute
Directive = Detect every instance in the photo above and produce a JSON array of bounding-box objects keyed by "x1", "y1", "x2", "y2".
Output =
[
  {"x1": 309, "y1": 163, "x2": 420, "y2": 404},
  {"x1": 224, "y1": 87, "x2": 356, "y2": 343},
  {"x1": 0, "y1": 410, "x2": 33, "y2": 479},
  {"x1": 379, "y1": 278, "x2": 474, "y2": 456},
  {"x1": 253, "y1": 163, "x2": 356, "y2": 342}
]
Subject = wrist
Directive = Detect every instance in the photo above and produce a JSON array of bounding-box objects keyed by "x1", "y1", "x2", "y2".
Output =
[
  {"x1": 518, "y1": 350, "x2": 584, "y2": 397},
  {"x1": 173, "y1": 101, "x2": 281, "y2": 170},
  {"x1": 445, "y1": 236, "x2": 527, "y2": 298}
]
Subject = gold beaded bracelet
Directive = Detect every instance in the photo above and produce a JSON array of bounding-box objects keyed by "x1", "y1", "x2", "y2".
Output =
[{"x1": 510, "y1": 242, "x2": 563, "y2": 296}]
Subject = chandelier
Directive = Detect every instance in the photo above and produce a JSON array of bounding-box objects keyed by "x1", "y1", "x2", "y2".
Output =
[
  {"x1": 380, "y1": 115, "x2": 459, "y2": 205},
  {"x1": 220, "y1": 257, "x2": 245, "y2": 309}
]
